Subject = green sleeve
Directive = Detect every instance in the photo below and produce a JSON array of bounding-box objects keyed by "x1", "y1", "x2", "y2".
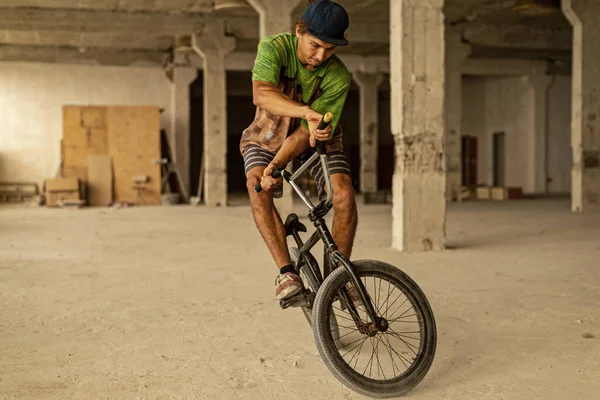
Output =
[
  {"x1": 301, "y1": 70, "x2": 351, "y2": 138},
  {"x1": 251, "y1": 38, "x2": 282, "y2": 87}
]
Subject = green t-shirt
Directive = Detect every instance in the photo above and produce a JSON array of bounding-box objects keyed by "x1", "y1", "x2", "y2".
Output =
[{"x1": 251, "y1": 33, "x2": 351, "y2": 136}]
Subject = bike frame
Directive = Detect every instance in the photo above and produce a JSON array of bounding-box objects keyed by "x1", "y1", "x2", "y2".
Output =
[{"x1": 280, "y1": 145, "x2": 386, "y2": 331}]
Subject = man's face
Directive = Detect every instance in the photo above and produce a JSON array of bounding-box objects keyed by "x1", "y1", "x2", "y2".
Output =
[{"x1": 296, "y1": 26, "x2": 337, "y2": 69}]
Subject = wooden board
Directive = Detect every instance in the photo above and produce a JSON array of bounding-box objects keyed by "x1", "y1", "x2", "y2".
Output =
[
  {"x1": 62, "y1": 106, "x2": 108, "y2": 182},
  {"x1": 107, "y1": 106, "x2": 161, "y2": 205},
  {"x1": 61, "y1": 105, "x2": 161, "y2": 206},
  {"x1": 88, "y1": 155, "x2": 113, "y2": 206}
]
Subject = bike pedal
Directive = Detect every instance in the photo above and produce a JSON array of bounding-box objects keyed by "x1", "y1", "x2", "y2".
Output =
[{"x1": 279, "y1": 289, "x2": 314, "y2": 310}]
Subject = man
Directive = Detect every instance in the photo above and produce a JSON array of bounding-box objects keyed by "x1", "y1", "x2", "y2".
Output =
[{"x1": 239, "y1": 0, "x2": 358, "y2": 301}]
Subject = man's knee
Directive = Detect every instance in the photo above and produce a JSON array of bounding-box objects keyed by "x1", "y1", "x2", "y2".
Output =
[
  {"x1": 246, "y1": 166, "x2": 264, "y2": 191},
  {"x1": 246, "y1": 169, "x2": 274, "y2": 209},
  {"x1": 246, "y1": 174, "x2": 261, "y2": 194},
  {"x1": 332, "y1": 174, "x2": 355, "y2": 210}
]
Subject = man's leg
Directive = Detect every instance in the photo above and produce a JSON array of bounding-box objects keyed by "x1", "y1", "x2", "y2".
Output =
[
  {"x1": 243, "y1": 145, "x2": 303, "y2": 300},
  {"x1": 246, "y1": 166, "x2": 291, "y2": 268},
  {"x1": 307, "y1": 150, "x2": 358, "y2": 258},
  {"x1": 330, "y1": 173, "x2": 358, "y2": 259}
]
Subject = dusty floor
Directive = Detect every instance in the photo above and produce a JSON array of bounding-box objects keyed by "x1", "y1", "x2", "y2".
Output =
[{"x1": 0, "y1": 196, "x2": 599, "y2": 399}]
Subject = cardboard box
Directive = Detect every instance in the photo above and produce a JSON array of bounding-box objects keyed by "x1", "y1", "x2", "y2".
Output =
[
  {"x1": 46, "y1": 178, "x2": 79, "y2": 192},
  {"x1": 45, "y1": 178, "x2": 82, "y2": 207},
  {"x1": 491, "y1": 186, "x2": 523, "y2": 201},
  {"x1": 476, "y1": 186, "x2": 491, "y2": 200}
]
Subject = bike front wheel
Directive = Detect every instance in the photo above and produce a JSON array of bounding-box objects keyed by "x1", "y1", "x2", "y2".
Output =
[{"x1": 312, "y1": 259, "x2": 437, "y2": 398}]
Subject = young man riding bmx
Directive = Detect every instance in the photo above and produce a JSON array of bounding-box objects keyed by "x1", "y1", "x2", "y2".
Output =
[{"x1": 240, "y1": 0, "x2": 359, "y2": 302}]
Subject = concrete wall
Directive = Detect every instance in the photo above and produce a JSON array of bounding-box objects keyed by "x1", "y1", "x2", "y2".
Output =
[
  {"x1": 463, "y1": 75, "x2": 531, "y2": 190},
  {"x1": 462, "y1": 74, "x2": 571, "y2": 194},
  {"x1": 547, "y1": 75, "x2": 572, "y2": 194},
  {"x1": 0, "y1": 62, "x2": 171, "y2": 186}
]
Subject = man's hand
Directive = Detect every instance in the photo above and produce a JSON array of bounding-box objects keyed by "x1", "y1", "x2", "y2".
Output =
[
  {"x1": 260, "y1": 162, "x2": 282, "y2": 192},
  {"x1": 305, "y1": 109, "x2": 332, "y2": 147}
]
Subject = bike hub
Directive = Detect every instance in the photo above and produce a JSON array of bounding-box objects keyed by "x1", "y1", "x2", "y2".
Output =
[
  {"x1": 376, "y1": 318, "x2": 389, "y2": 333},
  {"x1": 359, "y1": 323, "x2": 379, "y2": 337}
]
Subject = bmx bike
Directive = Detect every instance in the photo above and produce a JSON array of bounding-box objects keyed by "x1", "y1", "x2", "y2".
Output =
[{"x1": 254, "y1": 113, "x2": 437, "y2": 398}]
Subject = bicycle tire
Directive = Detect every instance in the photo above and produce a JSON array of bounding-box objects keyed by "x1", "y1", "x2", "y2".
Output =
[
  {"x1": 289, "y1": 247, "x2": 319, "y2": 325},
  {"x1": 290, "y1": 247, "x2": 341, "y2": 347},
  {"x1": 312, "y1": 260, "x2": 437, "y2": 398}
]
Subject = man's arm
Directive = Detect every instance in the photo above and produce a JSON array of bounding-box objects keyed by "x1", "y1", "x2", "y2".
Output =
[
  {"x1": 251, "y1": 38, "x2": 331, "y2": 145},
  {"x1": 260, "y1": 126, "x2": 311, "y2": 190},
  {"x1": 270, "y1": 125, "x2": 311, "y2": 168},
  {"x1": 253, "y1": 81, "x2": 331, "y2": 145},
  {"x1": 253, "y1": 81, "x2": 311, "y2": 120}
]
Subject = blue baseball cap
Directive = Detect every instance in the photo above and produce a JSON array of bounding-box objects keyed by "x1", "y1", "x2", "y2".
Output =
[{"x1": 301, "y1": 0, "x2": 349, "y2": 46}]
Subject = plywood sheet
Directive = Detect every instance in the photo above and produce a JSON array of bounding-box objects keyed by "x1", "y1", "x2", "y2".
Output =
[
  {"x1": 62, "y1": 106, "x2": 108, "y2": 182},
  {"x1": 88, "y1": 155, "x2": 113, "y2": 206},
  {"x1": 107, "y1": 106, "x2": 161, "y2": 205}
]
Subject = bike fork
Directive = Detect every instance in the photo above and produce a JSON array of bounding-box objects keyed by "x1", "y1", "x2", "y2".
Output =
[{"x1": 330, "y1": 251, "x2": 389, "y2": 333}]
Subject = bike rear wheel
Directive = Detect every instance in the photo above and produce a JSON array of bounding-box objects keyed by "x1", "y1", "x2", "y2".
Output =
[
  {"x1": 312, "y1": 260, "x2": 437, "y2": 398},
  {"x1": 289, "y1": 247, "x2": 320, "y2": 325}
]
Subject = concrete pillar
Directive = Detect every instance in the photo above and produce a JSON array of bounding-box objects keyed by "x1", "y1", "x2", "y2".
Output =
[
  {"x1": 246, "y1": 0, "x2": 301, "y2": 37},
  {"x1": 352, "y1": 71, "x2": 384, "y2": 195},
  {"x1": 527, "y1": 70, "x2": 552, "y2": 194},
  {"x1": 246, "y1": 0, "x2": 301, "y2": 215},
  {"x1": 390, "y1": 0, "x2": 446, "y2": 252},
  {"x1": 192, "y1": 20, "x2": 236, "y2": 207},
  {"x1": 562, "y1": 0, "x2": 600, "y2": 212},
  {"x1": 169, "y1": 66, "x2": 197, "y2": 196},
  {"x1": 445, "y1": 26, "x2": 470, "y2": 202}
]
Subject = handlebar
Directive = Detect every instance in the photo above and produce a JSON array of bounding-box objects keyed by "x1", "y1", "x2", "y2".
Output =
[
  {"x1": 253, "y1": 170, "x2": 281, "y2": 193},
  {"x1": 253, "y1": 112, "x2": 334, "y2": 213}
]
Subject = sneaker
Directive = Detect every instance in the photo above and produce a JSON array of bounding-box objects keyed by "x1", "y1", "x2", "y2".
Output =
[{"x1": 275, "y1": 272, "x2": 303, "y2": 300}]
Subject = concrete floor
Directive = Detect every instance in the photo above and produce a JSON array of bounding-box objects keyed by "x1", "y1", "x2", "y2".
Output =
[{"x1": 1, "y1": 196, "x2": 599, "y2": 399}]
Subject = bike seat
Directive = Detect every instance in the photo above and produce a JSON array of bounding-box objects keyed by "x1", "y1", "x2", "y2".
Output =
[{"x1": 284, "y1": 213, "x2": 307, "y2": 236}]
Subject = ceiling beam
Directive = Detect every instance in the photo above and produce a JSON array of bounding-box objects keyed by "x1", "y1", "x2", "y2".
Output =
[
  {"x1": 463, "y1": 22, "x2": 572, "y2": 51},
  {"x1": 0, "y1": 8, "x2": 206, "y2": 35},
  {"x1": 223, "y1": 15, "x2": 389, "y2": 43},
  {"x1": 0, "y1": 1, "x2": 213, "y2": 13},
  {"x1": 0, "y1": 30, "x2": 173, "y2": 50},
  {"x1": 0, "y1": 44, "x2": 169, "y2": 66}
]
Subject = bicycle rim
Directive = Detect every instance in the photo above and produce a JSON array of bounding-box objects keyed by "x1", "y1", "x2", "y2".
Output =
[{"x1": 312, "y1": 260, "x2": 437, "y2": 398}]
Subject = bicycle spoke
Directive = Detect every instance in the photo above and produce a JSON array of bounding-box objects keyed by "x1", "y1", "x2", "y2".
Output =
[
  {"x1": 381, "y1": 333, "x2": 413, "y2": 369},
  {"x1": 340, "y1": 335, "x2": 371, "y2": 355},
  {"x1": 374, "y1": 335, "x2": 386, "y2": 381},
  {"x1": 322, "y1": 269, "x2": 432, "y2": 387},
  {"x1": 328, "y1": 320, "x2": 359, "y2": 330},
  {"x1": 383, "y1": 292, "x2": 409, "y2": 320},
  {"x1": 386, "y1": 328, "x2": 420, "y2": 356},
  {"x1": 331, "y1": 307, "x2": 362, "y2": 323},
  {"x1": 362, "y1": 337, "x2": 377, "y2": 378},
  {"x1": 384, "y1": 280, "x2": 392, "y2": 320},
  {"x1": 377, "y1": 335, "x2": 399, "y2": 378},
  {"x1": 348, "y1": 336, "x2": 369, "y2": 370},
  {"x1": 377, "y1": 276, "x2": 383, "y2": 313},
  {"x1": 386, "y1": 332, "x2": 421, "y2": 341},
  {"x1": 387, "y1": 302, "x2": 414, "y2": 322},
  {"x1": 388, "y1": 313, "x2": 418, "y2": 323},
  {"x1": 335, "y1": 327, "x2": 362, "y2": 342},
  {"x1": 343, "y1": 337, "x2": 363, "y2": 364}
]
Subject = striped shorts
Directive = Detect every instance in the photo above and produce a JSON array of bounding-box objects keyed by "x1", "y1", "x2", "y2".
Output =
[{"x1": 243, "y1": 144, "x2": 351, "y2": 200}]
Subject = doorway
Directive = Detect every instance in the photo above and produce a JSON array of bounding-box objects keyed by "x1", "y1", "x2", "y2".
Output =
[
  {"x1": 492, "y1": 131, "x2": 506, "y2": 187},
  {"x1": 461, "y1": 135, "x2": 478, "y2": 186},
  {"x1": 189, "y1": 71, "x2": 256, "y2": 197}
]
